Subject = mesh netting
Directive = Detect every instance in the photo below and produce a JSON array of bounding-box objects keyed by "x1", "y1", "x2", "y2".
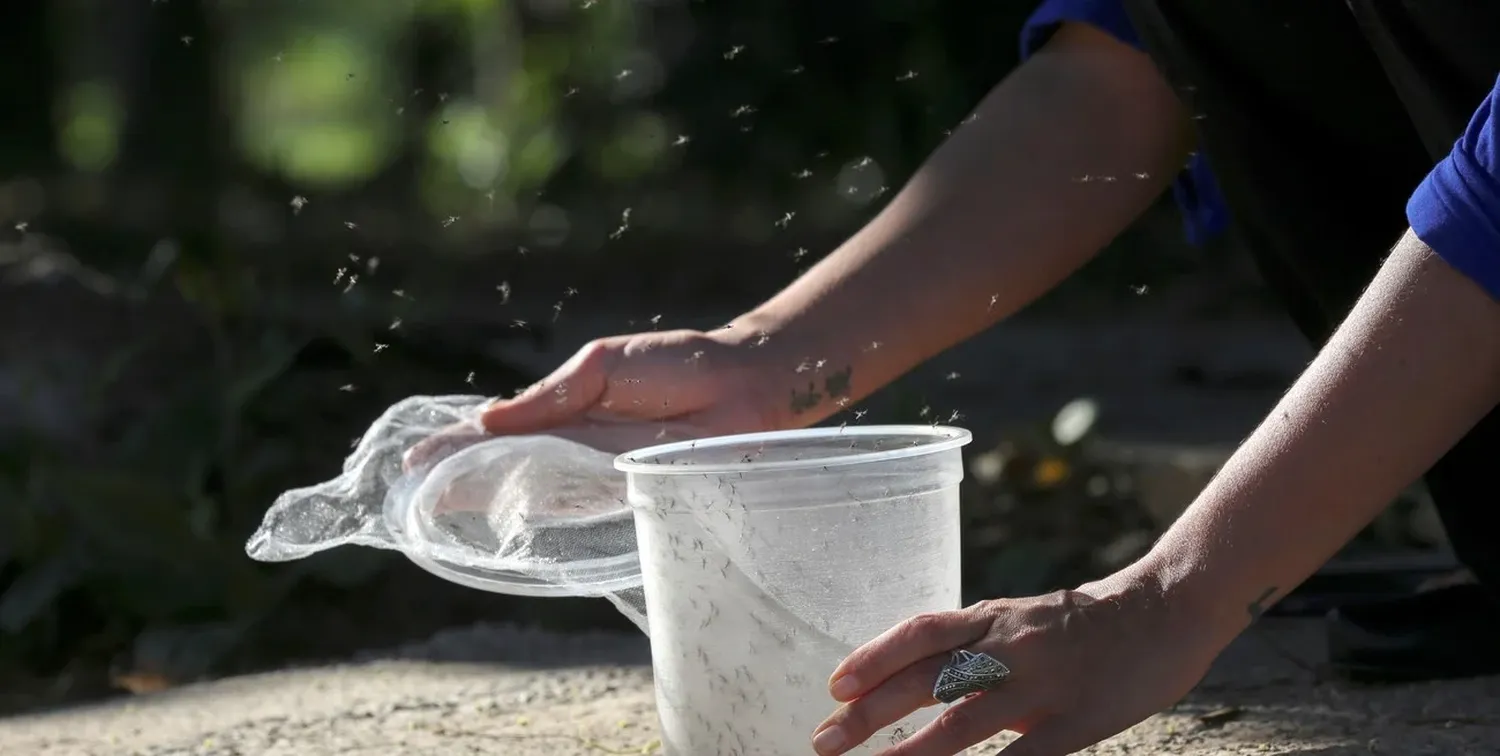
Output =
[{"x1": 244, "y1": 394, "x2": 646, "y2": 629}]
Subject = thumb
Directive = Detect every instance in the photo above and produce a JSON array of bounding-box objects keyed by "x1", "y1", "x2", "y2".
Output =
[{"x1": 481, "y1": 339, "x2": 616, "y2": 435}]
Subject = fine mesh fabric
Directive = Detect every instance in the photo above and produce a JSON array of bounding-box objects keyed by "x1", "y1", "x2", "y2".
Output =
[
  {"x1": 244, "y1": 395, "x2": 647, "y2": 630},
  {"x1": 249, "y1": 403, "x2": 969, "y2": 754}
]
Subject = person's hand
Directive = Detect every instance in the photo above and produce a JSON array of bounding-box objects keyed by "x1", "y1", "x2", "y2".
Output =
[
  {"x1": 404, "y1": 327, "x2": 784, "y2": 470},
  {"x1": 479, "y1": 327, "x2": 781, "y2": 451},
  {"x1": 811, "y1": 578, "x2": 1229, "y2": 755}
]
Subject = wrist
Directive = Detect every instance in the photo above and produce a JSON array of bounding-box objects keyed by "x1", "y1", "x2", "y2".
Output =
[
  {"x1": 704, "y1": 312, "x2": 820, "y2": 432},
  {"x1": 1088, "y1": 545, "x2": 1254, "y2": 650},
  {"x1": 712, "y1": 309, "x2": 865, "y2": 430},
  {"x1": 713, "y1": 310, "x2": 783, "y2": 350}
]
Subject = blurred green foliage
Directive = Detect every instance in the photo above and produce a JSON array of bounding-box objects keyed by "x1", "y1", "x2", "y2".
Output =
[{"x1": 11, "y1": 0, "x2": 1037, "y2": 261}]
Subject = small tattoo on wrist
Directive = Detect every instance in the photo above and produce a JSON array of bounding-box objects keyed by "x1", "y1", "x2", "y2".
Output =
[
  {"x1": 823, "y1": 365, "x2": 852, "y2": 398},
  {"x1": 788, "y1": 365, "x2": 853, "y2": 415},
  {"x1": 789, "y1": 383, "x2": 823, "y2": 414}
]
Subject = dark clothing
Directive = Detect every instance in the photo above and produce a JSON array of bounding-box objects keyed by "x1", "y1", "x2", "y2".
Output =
[{"x1": 1023, "y1": 1, "x2": 1500, "y2": 595}]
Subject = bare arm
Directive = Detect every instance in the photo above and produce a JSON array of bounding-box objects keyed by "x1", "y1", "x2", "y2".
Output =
[
  {"x1": 1119, "y1": 230, "x2": 1500, "y2": 640},
  {"x1": 727, "y1": 23, "x2": 1195, "y2": 428}
]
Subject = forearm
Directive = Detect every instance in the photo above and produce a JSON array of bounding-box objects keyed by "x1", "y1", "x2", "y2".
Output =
[
  {"x1": 727, "y1": 24, "x2": 1194, "y2": 428},
  {"x1": 1127, "y1": 231, "x2": 1500, "y2": 642}
]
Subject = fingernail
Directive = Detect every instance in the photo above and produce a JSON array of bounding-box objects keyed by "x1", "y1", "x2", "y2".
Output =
[
  {"x1": 829, "y1": 675, "x2": 860, "y2": 701},
  {"x1": 812, "y1": 725, "x2": 846, "y2": 755}
]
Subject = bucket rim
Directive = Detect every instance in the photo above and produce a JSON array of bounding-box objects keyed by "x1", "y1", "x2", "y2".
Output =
[{"x1": 613, "y1": 424, "x2": 972, "y2": 476}]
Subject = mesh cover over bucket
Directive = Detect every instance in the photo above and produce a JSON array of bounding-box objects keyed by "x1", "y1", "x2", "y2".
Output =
[
  {"x1": 245, "y1": 394, "x2": 970, "y2": 647},
  {"x1": 244, "y1": 395, "x2": 650, "y2": 627}
]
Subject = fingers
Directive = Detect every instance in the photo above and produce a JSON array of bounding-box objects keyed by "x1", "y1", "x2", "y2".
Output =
[
  {"x1": 549, "y1": 419, "x2": 705, "y2": 455},
  {"x1": 812, "y1": 654, "x2": 946, "y2": 755},
  {"x1": 481, "y1": 330, "x2": 713, "y2": 435},
  {"x1": 881, "y1": 691, "x2": 1036, "y2": 756},
  {"x1": 827, "y1": 607, "x2": 992, "y2": 703},
  {"x1": 400, "y1": 424, "x2": 491, "y2": 473},
  {"x1": 481, "y1": 339, "x2": 617, "y2": 435}
]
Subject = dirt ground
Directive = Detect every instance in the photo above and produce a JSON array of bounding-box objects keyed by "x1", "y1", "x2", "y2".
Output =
[
  {"x1": 4, "y1": 294, "x2": 1486, "y2": 754},
  {"x1": 3, "y1": 619, "x2": 1497, "y2": 756}
]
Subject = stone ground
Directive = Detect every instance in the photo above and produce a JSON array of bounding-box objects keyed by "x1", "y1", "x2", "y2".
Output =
[
  {"x1": 2, "y1": 619, "x2": 1498, "y2": 755},
  {"x1": 4, "y1": 294, "x2": 1488, "y2": 755}
]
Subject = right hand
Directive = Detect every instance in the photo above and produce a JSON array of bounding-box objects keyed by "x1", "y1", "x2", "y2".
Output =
[
  {"x1": 405, "y1": 327, "x2": 785, "y2": 468},
  {"x1": 484, "y1": 326, "x2": 785, "y2": 449}
]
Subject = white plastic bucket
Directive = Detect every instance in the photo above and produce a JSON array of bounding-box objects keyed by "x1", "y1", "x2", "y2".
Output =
[{"x1": 615, "y1": 425, "x2": 972, "y2": 755}]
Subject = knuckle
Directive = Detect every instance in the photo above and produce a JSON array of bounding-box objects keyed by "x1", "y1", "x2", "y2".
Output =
[
  {"x1": 550, "y1": 339, "x2": 621, "y2": 394},
  {"x1": 932, "y1": 704, "x2": 977, "y2": 740},
  {"x1": 965, "y1": 598, "x2": 1006, "y2": 623},
  {"x1": 833, "y1": 705, "x2": 873, "y2": 739},
  {"x1": 576, "y1": 338, "x2": 614, "y2": 367},
  {"x1": 1009, "y1": 625, "x2": 1045, "y2": 652},
  {"x1": 898, "y1": 665, "x2": 938, "y2": 701},
  {"x1": 898, "y1": 612, "x2": 947, "y2": 644}
]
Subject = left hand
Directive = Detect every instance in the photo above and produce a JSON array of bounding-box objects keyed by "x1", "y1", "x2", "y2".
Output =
[{"x1": 811, "y1": 579, "x2": 1229, "y2": 755}]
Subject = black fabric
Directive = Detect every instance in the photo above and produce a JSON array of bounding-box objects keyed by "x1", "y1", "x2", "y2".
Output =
[
  {"x1": 1327, "y1": 582, "x2": 1500, "y2": 682},
  {"x1": 1120, "y1": 0, "x2": 1500, "y2": 595}
]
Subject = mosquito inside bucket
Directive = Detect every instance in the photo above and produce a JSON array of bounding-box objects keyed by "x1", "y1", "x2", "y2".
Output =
[{"x1": 613, "y1": 425, "x2": 971, "y2": 755}]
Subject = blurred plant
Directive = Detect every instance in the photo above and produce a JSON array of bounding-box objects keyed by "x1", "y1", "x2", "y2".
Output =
[
  {"x1": 0, "y1": 331, "x2": 296, "y2": 679},
  {"x1": 0, "y1": 255, "x2": 535, "y2": 690},
  {"x1": 957, "y1": 398, "x2": 1163, "y2": 601}
]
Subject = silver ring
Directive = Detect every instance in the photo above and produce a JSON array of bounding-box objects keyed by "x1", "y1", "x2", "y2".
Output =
[{"x1": 932, "y1": 649, "x2": 1011, "y2": 704}]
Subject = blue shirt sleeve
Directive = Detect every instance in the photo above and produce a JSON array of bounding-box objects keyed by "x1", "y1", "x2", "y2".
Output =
[
  {"x1": 1407, "y1": 74, "x2": 1500, "y2": 301},
  {"x1": 1021, "y1": 0, "x2": 1142, "y2": 57},
  {"x1": 1019, "y1": 0, "x2": 1229, "y2": 246}
]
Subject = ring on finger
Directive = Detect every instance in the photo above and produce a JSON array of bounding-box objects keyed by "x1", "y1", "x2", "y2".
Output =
[{"x1": 932, "y1": 649, "x2": 1011, "y2": 704}]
